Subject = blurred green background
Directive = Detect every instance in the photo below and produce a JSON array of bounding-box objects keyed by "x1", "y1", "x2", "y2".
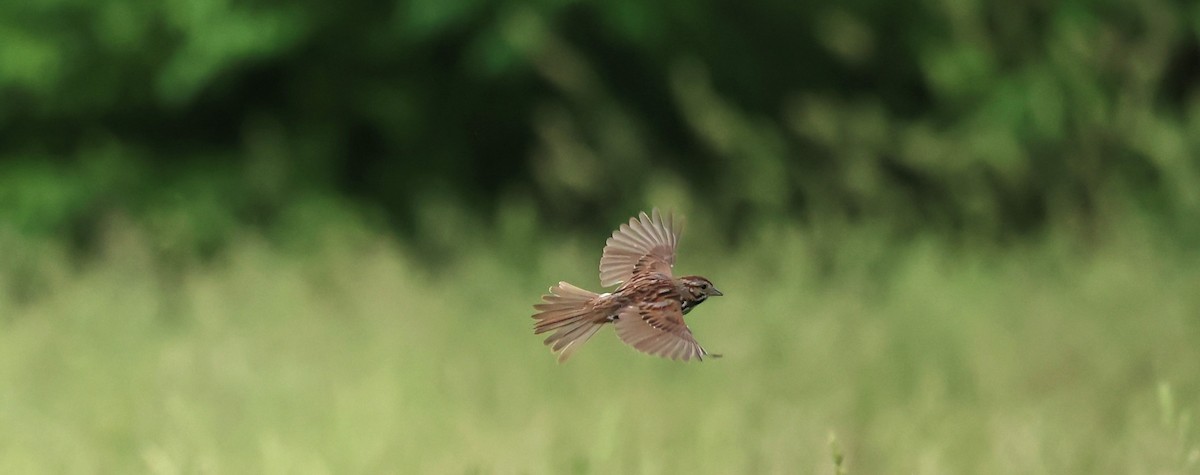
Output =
[{"x1": 2, "y1": 0, "x2": 1200, "y2": 473}]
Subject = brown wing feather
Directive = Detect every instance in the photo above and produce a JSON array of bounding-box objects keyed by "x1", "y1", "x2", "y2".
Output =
[
  {"x1": 613, "y1": 300, "x2": 711, "y2": 361},
  {"x1": 599, "y1": 208, "x2": 681, "y2": 287}
]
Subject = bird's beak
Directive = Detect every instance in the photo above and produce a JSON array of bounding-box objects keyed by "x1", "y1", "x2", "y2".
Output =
[{"x1": 710, "y1": 287, "x2": 723, "y2": 297}]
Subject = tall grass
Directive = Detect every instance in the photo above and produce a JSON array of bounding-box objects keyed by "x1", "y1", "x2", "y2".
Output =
[{"x1": 0, "y1": 213, "x2": 1198, "y2": 474}]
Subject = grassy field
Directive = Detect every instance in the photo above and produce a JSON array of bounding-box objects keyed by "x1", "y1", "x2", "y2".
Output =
[{"x1": 1, "y1": 214, "x2": 1198, "y2": 474}]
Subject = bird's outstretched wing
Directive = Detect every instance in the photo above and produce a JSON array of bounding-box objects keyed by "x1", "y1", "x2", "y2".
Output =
[
  {"x1": 599, "y1": 208, "x2": 680, "y2": 287},
  {"x1": 613, "y1": 300, "x2": 713, "y2": 361}
]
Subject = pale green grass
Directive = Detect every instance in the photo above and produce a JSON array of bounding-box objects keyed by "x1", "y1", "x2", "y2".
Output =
[{"x1": 1, "y1": 218, "x2": 1198, "y2": 474}]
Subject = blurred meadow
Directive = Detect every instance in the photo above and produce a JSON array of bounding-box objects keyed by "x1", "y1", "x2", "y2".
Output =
[{"x1": 3, "y1": 0, "x2": 1200, "y2": 473}]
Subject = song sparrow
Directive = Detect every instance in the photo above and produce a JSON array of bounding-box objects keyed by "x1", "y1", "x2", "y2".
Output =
[{"x1": 532, "y1": 209, "x2": 723, "y2": 362}]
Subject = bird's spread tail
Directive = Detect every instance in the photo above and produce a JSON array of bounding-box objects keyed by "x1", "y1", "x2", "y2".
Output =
[{"x1": 533, "y1": 282, "x2": 605, "y2": 362}]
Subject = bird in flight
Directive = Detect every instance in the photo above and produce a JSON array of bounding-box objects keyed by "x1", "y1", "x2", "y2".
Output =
[{"x1": 532, "y1": 209, "x2": 723, "y2": 362}]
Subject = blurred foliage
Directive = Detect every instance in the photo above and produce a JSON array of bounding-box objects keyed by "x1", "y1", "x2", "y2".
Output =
[{"x1": 2, "y1": 0, "x2": 1200, "y2": 249}]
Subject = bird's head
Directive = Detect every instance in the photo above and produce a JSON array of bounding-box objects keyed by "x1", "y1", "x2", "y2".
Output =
[{"x1": 679, "y1": 275, "x2": 723, "y2": 310}]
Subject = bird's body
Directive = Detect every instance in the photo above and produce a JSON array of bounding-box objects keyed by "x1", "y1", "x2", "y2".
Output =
[{"x1": 532, "y1": 209, "x2": 722, "y2": 362}]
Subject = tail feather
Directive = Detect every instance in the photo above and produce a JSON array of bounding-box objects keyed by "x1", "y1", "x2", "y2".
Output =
[{"x1": 533, "y1": 282, "x2": 605, "y2": 362}]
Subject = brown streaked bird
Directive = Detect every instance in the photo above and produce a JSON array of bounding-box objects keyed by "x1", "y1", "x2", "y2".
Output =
[{"x1": 532, "y1": 209, "x2": 723, "y2": 362}]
